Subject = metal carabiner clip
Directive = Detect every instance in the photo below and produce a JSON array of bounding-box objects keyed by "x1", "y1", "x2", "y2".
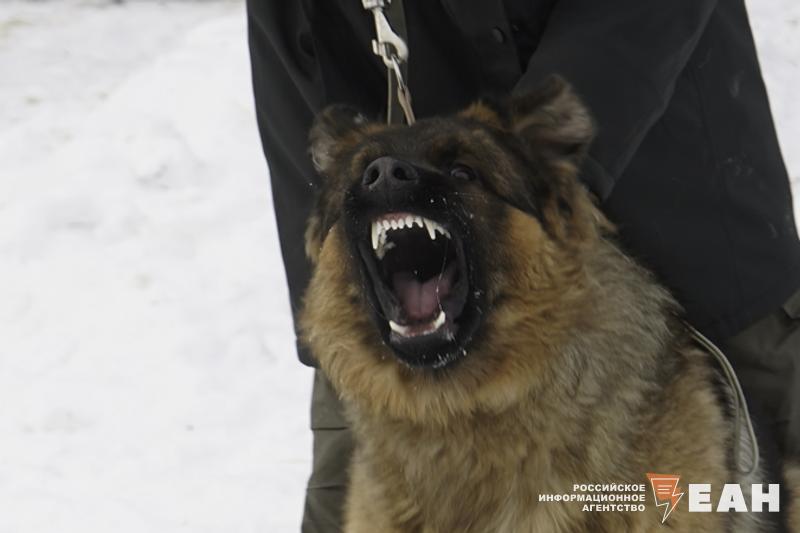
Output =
[
  {"x1": 362, "y1": 0, "x2": 409, "y2": 68},
  {"x1": 362, "y1": 0, "x2": 415, "y2": 125}
]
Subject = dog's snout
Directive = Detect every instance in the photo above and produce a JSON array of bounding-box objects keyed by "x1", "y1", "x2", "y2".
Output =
[{"x1": 362, "y1": 157, "x2": 418, "y2": 190}]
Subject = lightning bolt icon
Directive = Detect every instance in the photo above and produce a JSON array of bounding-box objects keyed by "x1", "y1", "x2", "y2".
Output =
[{"x1": 646, "y1": 473, "x2": 684, "y2": 523}]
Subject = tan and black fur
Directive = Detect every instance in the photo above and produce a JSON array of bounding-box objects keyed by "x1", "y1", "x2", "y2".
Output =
[{"x1": 300, "y1": 77, "x2": 798, "y2": 532}]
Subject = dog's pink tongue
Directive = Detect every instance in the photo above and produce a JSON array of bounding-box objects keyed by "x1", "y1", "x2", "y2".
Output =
[{"x1": 392, "y1": 264, "x2": 456, "y2": 321}]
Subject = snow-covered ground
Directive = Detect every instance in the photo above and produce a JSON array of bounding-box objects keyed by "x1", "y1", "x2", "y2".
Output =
[
  {"x1": 0, "y1": 1, "x2": 796, "y2": 532},
  {"x1": 0, "y1": 2, "x2": 307, "y2": 532}
]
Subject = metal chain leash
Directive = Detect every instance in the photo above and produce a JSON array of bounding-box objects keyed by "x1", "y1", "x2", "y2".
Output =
[{"x1": 362, "y1": 0, "x2": 416, "y2": 125}]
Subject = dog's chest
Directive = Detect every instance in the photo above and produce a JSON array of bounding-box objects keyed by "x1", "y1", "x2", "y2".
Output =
[{"x1": 361, "y1": 416, "x2": 580, "y2": 532}]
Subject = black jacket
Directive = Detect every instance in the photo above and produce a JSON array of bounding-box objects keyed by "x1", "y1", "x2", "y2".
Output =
[{"x1": 247, "y1": 0, "x2": 800, "y2": 366}]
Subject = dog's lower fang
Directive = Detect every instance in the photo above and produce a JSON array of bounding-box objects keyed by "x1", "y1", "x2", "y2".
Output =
[{"x1": 389, "y1": 310, "x2": 446, "y2": 337}]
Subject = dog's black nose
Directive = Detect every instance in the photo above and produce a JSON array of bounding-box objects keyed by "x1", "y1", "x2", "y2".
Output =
[{"x1": 362, "y1": 157, "x2": 418, "y2": 190}]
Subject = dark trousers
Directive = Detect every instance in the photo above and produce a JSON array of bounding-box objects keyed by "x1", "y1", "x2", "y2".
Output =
[
  {"x1": 300, "y1": 290, "x2": 800, "y2": 532},
  {"x1": 301, "y1": 372, "x2": 354, "y2": 533},
  {"x1": 722, "y1": 288, "x2": 800, "y2": 457}
]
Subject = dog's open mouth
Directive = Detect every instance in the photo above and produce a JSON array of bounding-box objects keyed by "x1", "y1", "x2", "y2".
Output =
[{"x1": 358, "y1": 212, "x2": 470, "y2": 364}]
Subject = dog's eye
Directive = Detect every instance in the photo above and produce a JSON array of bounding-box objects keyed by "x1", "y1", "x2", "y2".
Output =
[{"x1": 449, "y1": 164, "x2": 476, "y2": 181}]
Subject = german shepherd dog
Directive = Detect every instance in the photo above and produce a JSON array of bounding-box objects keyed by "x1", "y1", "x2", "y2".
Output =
[{"x1": 300, "y1": 77, "x2": 799, "y2": 532}]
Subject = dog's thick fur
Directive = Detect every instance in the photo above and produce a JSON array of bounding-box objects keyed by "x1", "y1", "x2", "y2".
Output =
[{"x1": 300, "y1": 77, "x2": 797, "y2": 532}]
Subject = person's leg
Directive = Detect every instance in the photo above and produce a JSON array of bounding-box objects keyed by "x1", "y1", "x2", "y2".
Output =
[
  {"x1": 720, "y1": 288, "x2": 800, "y2": 458},
  {"x1": 302, "y1": 370, "x2": 353, "y2": 533}
]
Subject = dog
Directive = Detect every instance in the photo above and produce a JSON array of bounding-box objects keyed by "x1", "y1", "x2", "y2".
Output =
[{"x1": 299, "y1": 76, "x2": 799, "y2": 532}]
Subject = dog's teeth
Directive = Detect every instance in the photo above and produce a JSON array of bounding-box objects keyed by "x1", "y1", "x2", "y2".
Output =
[
  {"x1": 373, "y1": 214, "x2": 450, "y2": 250},
  {"x1": 430, "y1": 221, "x2": 451, "y2": 240},
  {"x1": 433, "y1": 310, "x2": 446, "y2": 329},
  {"x1": 389, "y1": 320, "x2": 409, "y2": 335},
  {"x1": 376, "y1": 240, "x2": 395, "y2": 259},
  {"x1": 388, "y1": 311, "x2": 446, "y2": 338},
  {"x1": 423, "y1": 218, "x2": 437, "y2": 240},
  {"x1": 371, "y1": 222, "x2": 380, "y2": 250}
]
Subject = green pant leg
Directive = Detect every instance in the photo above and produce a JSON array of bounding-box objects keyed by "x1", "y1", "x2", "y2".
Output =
[
  {"x1": 720, "y1": 288, "x2": 800, "y2": 458},
  {"x1": 302, "y1": 370, "x2": 354, "y2": 533}
]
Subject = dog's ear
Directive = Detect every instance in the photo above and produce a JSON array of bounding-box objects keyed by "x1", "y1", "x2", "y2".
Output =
[
  {"x1": 510, "y1": 77, "x2": 608, "y2": 243},
  {"x1": 309, "y1": 105, "x2": 370, "y2": 174},
  {"x1": 508, "y1": 76, "x2": 594, "y2": 168}
]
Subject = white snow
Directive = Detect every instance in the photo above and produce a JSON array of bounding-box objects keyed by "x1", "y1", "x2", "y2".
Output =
[
  {"x1": 0, "y1": 2, "x2": 308, "y2": 532},
  {"x1": 747, "y1": 0, "x2": 800, "y2": 199},
  {"x1": 0, "y1": 1, "x2": 796, "y2": 532}
]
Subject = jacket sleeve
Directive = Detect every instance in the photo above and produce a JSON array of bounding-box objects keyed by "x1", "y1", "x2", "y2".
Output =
[
  {"x1": 515, "y1": 1, "x2": 718, "y2": 200},
  {"x1": 247, "y1": 0, "x2": 323, "y2": 365}
]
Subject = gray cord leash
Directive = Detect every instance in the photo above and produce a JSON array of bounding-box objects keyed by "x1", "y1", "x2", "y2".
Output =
[
  {"x1": 684, "y1": 322, "x2": 760, "y2": 477},
  {"x1": 362, "y1": 0, "x2": 416, "y2": 125}
]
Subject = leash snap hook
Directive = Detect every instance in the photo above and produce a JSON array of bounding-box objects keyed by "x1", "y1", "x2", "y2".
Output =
[{"x1": 362, "y1": 0, "x2": 408, "y2": 68}]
